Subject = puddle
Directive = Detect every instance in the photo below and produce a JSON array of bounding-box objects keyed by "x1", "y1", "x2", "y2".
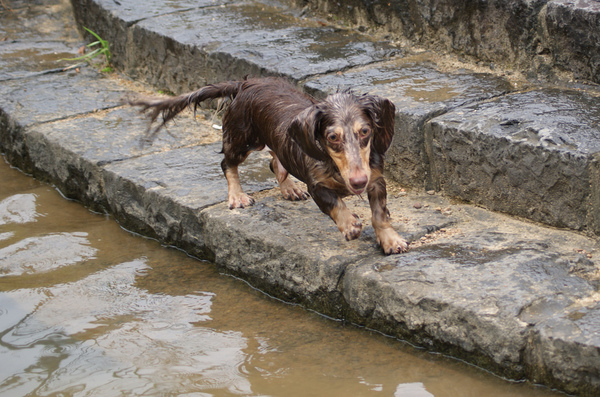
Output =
[
  {"x1": 0, "y1": 158, "x2": 562, "y2": 396},
  {"x1": 307, "y1": 59, "x2": 514, "y2": 111}
]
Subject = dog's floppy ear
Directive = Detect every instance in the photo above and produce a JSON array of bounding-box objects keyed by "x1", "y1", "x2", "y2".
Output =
[
  {"x1": 289, "y1": 104, "x2": 328, "y2": 161},
  {"x1": 359, "y1": 95, "x2": 396, "y2": 154}
]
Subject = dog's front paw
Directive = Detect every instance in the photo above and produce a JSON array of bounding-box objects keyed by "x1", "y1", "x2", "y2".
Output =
[
  {"x1": 376, "y1": 227, "x2": 408, "y2": 255},
  {"x1": 280, "y1": 180, "x2": 310, "y2": 201},
  {"x1": 228, "y1": 193, "x2": 255, "y2": 209},
  {"x1": 341, "y1": 213, "x2": 363, "y2": 241}
]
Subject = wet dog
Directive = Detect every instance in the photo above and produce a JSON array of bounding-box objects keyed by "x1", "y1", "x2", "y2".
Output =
[{"x1": 129, "y1": 77, "x2": 408, "y2": 254}]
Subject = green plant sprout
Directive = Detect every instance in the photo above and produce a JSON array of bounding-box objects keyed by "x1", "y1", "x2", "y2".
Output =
[{"x1": 62, "y1": 27, "x2": 113, "y2": 73}]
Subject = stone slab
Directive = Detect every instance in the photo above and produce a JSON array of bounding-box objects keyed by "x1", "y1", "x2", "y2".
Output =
[
  {"x1": 341, "y1": 203, "x2": 600, "y2": 392},
  {"x1": 30, "y1": 106, "x2": 220, "y2": 165},
  {"x1": 125, "y1": 2, "x2": 399, "y2": 91},
  {"x1": 0, "y1": 67, "x2": 133, "y2": 173},
  {"x1": 199, "y1": 180, "x2": 600, "y2": 391},
  {"x1": 0, "y1": 67, "x2": 128, "y2": 127},
  {"x1": 526, "y1": 299, "x2": 600, "y2": 395},
  {"x1": 80, "y1": 0, "x2": 219, "y2": 23},
  {"x1": 71, "y1": 0, "x2": 399, "y2": 92},
  {"x1": 103, "y1": 143, "x2": 277, "y2": 257},
  {"x1": 0, "y1": 41, "x2": 78, "y2": 81},
  {"x1": 424, "y1": 87, "x2": 600, "y2": 233},
  {"x1": 286, "y1": 0, "x2": 546, "y2": 72},
  {"x1": 0, "y1": 0, "x2": 80, "y2": 43},
  {"x1": 0, "y1": 0, "x2": 83, "y2": 80},
  {"x1": 305, "y1": 57, "x2": 516, "y2": 189},
  {"x1": 284, "y1": 0, "x2": 600, "y2": 84},
  {"x1": 21, "y1": 105, "x2": 221, "y2": 209},
  {"x1": 201, "y1": 190, "x2": 458, "y2": 315},
  {"x1": 69, "y1": 0, "x2": 230, "y2": 71},
  {"x1": 544, "y1": 0, "x2": 600, "y2": 84}
]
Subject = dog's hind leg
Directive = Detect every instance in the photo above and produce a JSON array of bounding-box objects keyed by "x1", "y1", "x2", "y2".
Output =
[
  {"x1": 269, "y1": 151, "x2": 310, "y2": 201},
  {"x1": 221, "y1": 150, "x2": 256, "y2": 209},
  {"x1": 222, "y1": 161, "x2": 255, "y2": 209}
]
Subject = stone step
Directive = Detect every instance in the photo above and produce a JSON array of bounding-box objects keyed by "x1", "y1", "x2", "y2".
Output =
[
  {"x1": 68, "y1": 0, "x2": 600, "y2": 235},
  {"x1": 3, "y1": 65, "x2": 599, "y2": 394},
  {"x1": 283, "y1": 0, "x2": 600, "y2": 86}
]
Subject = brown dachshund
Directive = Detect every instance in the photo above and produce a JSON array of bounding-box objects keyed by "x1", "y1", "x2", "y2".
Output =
[{"x1": 129, "y1": 77, "x2": 408, "y2": 254}]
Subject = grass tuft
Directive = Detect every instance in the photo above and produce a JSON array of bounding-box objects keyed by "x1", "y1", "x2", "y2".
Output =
[{"x1": 62, "y1": 27, "x2": 113, "y2": 72}]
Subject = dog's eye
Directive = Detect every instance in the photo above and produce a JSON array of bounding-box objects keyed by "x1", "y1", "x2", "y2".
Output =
[
  {"x1": 327, "y1": 133, "x2": 341, "y2": 143},
  {"x1": 359, "y1": 127, "x2": 371, "y2": 137}
]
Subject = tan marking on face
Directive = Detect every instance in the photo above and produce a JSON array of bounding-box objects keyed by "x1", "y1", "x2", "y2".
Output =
[
  {"x1": 357, "y1": 142, "x2": 372, "y2": 178},
  {"x1": 324, "y1": 118, "x2": 372, "y2": 194}
]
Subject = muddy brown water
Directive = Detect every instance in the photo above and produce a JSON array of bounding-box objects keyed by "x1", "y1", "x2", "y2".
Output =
[{"x1": 0, "y1": 158, "x2": 563, "y2": 397}]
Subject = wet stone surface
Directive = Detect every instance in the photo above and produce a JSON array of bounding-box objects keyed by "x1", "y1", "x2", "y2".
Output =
[
  {"x1": 127, "y1": 1, "x2": 399, "y2": 91},
  {"x1": 425, "y1": 87, "x2": 600, "y2": 233},
  {"x1": 286, "y1": 0, "x2": 600, "y2": 84},
  {"x1": 527, "y1": 300, "x2": 600, "y2": 395},
  {"x1": 22, "y1": 105, "x2": 220, "y2": 208},
  {"x1": 30, "y1": 106, "x2": 220, "y2": 166},
  {"x1": 85, "y1": 0, "x2": 222, "y2": 23},
  {"x1": 0, "y1": 67, "x2": 127, "y2": 127},
  {"x1": 0, "y1": 67, "x2": 132, "y2": 177},
  {"x1": 0, "y1": 0, "x2": 80, "y2": 43},
  {"x1": 70, "y1": 0, "x2": 231, "y2": 72},
  {"x1": 201, "y1": 196, "x2": 367, "y2": 312},
  {"x1": 103, "y1": 143, "x2": 276, "y2": 255},
  {"x1": 342, "y1": 204, "x2": 600, "y2": 382},
  {"x1": 201, "y1": 190, "x2": 458, "y2": 315},
  {"x1": 545, "y1": 0, "x2": 600, "y2": 84},
  {"x1": 0, "y1": 0, "x2": 82, "y2": 85},
  {"x1": 0, "y1": 41, "x2": 78, "y2": 81},
  {"x1": 305, "y1": 58, "x2": 516, "y2": 188}
]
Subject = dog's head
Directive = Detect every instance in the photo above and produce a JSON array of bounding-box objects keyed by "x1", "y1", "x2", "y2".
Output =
[{"x1": 290, "y1": 92, "x2": 395, "y2": 195}]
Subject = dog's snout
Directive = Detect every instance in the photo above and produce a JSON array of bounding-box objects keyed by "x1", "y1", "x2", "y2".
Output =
[{"x1": 349, "y1": 174, "x2": 368, "y2": 192}]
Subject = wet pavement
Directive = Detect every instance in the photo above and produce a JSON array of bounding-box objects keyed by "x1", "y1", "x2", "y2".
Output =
[{"x1": 1, "y1": 0, "x2": 600, "y2": 395}]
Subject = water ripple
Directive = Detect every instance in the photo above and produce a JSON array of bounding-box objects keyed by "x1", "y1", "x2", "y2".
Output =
[
  {"x1": 0, "y1": 232, "x2": 97, "y2": 276},
  {"x1": 0, "y1": 194, "x2": 39, "y2": 225},
  {"x1": 0, "y1": 259, "x2": 255, "y2": 396}
]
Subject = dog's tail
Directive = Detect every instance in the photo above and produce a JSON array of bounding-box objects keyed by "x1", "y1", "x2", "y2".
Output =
[{"x1": 128, "y1": 81, "x2": 244, "y2": 132}]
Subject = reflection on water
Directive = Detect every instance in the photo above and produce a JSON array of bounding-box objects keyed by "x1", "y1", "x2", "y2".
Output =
[
  {"x1": 0, "y1": 158, "x2": 561, "y2": 397},
  {"x1": 0, "y1": 232, "x2": 97, "y2": 276}
]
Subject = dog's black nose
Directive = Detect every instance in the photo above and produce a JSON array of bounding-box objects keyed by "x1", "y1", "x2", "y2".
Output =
[{"x1": 350, "y1": 174, "x2": 368, "y2": 191}]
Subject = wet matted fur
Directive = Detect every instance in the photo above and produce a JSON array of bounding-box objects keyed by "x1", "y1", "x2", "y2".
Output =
[{"x1": 129, "y1": 77, "x2": 408, "y2": 254}]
